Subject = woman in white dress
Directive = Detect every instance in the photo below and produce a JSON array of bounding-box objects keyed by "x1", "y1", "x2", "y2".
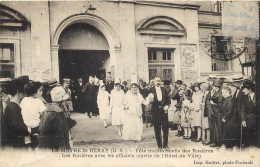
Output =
[
  {"x1": 190, "y1": 83, "x2": 204, "y2": 142},
  {"x1": 110, "y1": 82, "x2": 125, "y2": 136},
  {"x1": 97, "y1": 85, "x2": 111, "y2": 128},
  {"x1": 122, "y1": 83, "x2": 152, "y2": 141}
]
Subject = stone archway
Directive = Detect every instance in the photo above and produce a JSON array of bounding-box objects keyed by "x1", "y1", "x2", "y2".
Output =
[{"x1": 51, "y1": 14, "x2": 121, "y2": 80}]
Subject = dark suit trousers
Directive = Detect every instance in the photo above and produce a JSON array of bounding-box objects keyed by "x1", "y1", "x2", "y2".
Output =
[
  {"x1": 209, "y1": 113, "x2": 224, "y2": 145},
  {"x1": 152, "y1": 108, "x2": 169, "y2": 148}
]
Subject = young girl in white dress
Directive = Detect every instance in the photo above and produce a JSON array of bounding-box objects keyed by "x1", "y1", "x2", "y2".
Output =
[
  {"x1": 122, "y1": 83, "x2": 153, "y2": 141},
  {"x1": 110, "y1": 82, "x2": 125, "y2": 136},
  {"x1": 97, "y1": 85, "x2": 111, "y2": 128},
  {"x1": 21, "y1": 81, "x2": 46, "y2": 148}
]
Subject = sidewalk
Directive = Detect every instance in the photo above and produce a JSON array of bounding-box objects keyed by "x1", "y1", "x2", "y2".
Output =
[{"x1": 70, "y1": 112, "x2": 155, "y2": 146}]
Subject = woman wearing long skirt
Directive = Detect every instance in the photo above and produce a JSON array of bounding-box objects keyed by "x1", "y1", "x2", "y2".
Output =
[
  {"x1": 200, "y1": 83, "x2": 210, "y2": 145},
  {"x1": 191, "y1": 83, "x2": 204, "y2": 142},
  {"x1": 38, "y1": 87, "x2": 70, "y2": 150},
  {"x1": 110, "y1": 82, "x2": 125, "y2": 136},
  {"x1": 181, "y1": 90, "x2": 192, "y2": 139},
  {"x1": 122, "y1": 83, "x2": 152, "y2": 141},
  {"x1": 97, "y1": 85, "x2": 111, "y2": 128}
]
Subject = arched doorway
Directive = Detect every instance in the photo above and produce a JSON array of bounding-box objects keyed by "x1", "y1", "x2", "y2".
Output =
[
  {"x1": 58, "y1": 23, "x2": 110, "y2": 83},
  {"x1": 51, "y1": 14, "x2": 122, "y2": 82}
]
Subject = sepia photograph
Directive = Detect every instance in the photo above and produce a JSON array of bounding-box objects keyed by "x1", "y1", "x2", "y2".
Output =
[{"x1": 0, "y1": 0, "x2": 259, "y2": 166}]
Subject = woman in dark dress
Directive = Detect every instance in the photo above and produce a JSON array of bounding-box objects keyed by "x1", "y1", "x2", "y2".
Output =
[
  {"x1": 3, "y1": 78, "x2": 29, "y2": 148},
  {"x1": 38, "y1": 87, "x2": 70, "y2": 150}
]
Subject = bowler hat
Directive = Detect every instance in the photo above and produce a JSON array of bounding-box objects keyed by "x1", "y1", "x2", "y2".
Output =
[
  {"x1": 175, "y1": 80, "x2": 183, "y2": 85},
  {"x1": 213, "y1": 79, "x2": 223, "y2": 87},
  {"x1": 242, "y1": 80, "x2": 254, "y2": 90},
  {"x1": 50, "y1": 87, "x2": 69, "y2": 102}
]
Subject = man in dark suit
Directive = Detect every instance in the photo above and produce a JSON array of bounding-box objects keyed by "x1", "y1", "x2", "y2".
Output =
[
  {"x1": 149, "y1": 77, "x2": 171, "y2": 149},
  {"x1": 105, "y1": 76, "x2": 114, "y2": 94},
  {"x1": 74, "y1": 78, "x2": 86, "y2": 113},
  {"x1": 205, "y1": 78, "x2": 223, "y2": 147},
  {"x1": 227, "y1": 75, "x2": 245, "y2": 147},
  {"x1": 241, "y1": 80, "x2": 257, "y2": 147},
  {"x1": 83, "y1": 76, "x2": 97, "y2": 118}
]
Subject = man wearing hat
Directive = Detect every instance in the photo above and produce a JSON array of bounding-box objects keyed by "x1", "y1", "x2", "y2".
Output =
[
  {"x1": 163, "y1": 80, "x2": 172, "y2": 95},
  {"x1": 62, "y1": 78, "x2": 73, "y2": 118},
  {"x1": 207, "y1": 75, "x2": 217, "y2": 91},
  {"x1": 241, "y1": 80, "x2": 257, "y2": 147},
  {"x1": 226, "y1": 74, "x2": 246, "y2": 147},
  {"x1": 205, "y1": 78, "x2": 223, "y2": 147},
  {"x1": 149, "y1": 77, "x2": 171, "y2": 149}
]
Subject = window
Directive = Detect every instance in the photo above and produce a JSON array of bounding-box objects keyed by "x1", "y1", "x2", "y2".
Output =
[
  {"x1": 167, "y1": 51, "x2": 171, "y2": 60},
  {"x1": 148, "y1": 48, "x2": 173, "y2": 62},
  {"x1": 162, "y1": 51, "x2": 171, "y2": 60},
  {"x1": 162, "y1": 51, "x2": 167, "y2": 60},
  {"x1": 152, "y1": 51, "x2": 157, "y2": 60},
  {"x1": 0, "y1": 43, "x2": 15, "y2": 78},
  {"x1": 148, "y1": 50, "x2": 157, "y2": 60},
  {"x1": 211, "y1": 36, "x2": 232, "y2": 71}
]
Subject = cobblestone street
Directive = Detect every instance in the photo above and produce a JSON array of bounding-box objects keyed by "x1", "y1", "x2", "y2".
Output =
[{"x1": 70, "y1": 112, "x2": 220, "y2": 150}]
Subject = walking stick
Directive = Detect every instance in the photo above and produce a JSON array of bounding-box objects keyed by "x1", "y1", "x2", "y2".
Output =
[{"x1": 240, "y1": 123, "x2": 243, "y2": 151}]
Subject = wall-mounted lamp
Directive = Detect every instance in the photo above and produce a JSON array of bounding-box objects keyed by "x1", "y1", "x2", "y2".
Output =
[{"x1": 86, "y1": 5, "x2": 96, "y2": 13}]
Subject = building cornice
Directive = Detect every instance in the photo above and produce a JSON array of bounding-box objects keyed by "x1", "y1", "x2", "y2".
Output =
[
  {"x1": 198, "y1": 22, "x2": 221, "y2": 29},
  {"x1": 198, "y1": 10, "x2": 222, "y2": 16},
  {"x1": 108, "y1": 0, "x2": 200, "y2": 10}
]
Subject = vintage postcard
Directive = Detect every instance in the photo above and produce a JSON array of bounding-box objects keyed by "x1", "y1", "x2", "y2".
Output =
[{"x1": 0, "y1": 0, "x2": 259, "y2": 166}]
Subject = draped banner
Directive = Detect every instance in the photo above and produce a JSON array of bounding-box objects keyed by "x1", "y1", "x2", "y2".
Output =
[{"x1": 180, "y1": 44, "x2": 199, "y2": 83}]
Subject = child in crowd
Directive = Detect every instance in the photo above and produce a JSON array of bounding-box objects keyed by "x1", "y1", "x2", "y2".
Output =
[
  {"x1": 21, "y1": 81, "x2": 46, "y2": 149},
  {"x1": 181, "y1": 90, "x2": 192, "y2": 139}
]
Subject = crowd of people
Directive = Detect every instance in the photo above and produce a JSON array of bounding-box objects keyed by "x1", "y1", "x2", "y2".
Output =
[
  {"x1": 167, "y1": 74, "x2": 258, "y2": 149},
  {"x1": 0, "y1": 73, "x2": 258, "y2": 150},
  {"x1": 1, "y1": 76, "x2": 76, "y2": 150}
]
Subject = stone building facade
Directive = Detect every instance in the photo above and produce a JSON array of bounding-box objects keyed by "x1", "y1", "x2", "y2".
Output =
[{"x1": 0, "y1": 0, "x2": 258, "y2": 83}]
